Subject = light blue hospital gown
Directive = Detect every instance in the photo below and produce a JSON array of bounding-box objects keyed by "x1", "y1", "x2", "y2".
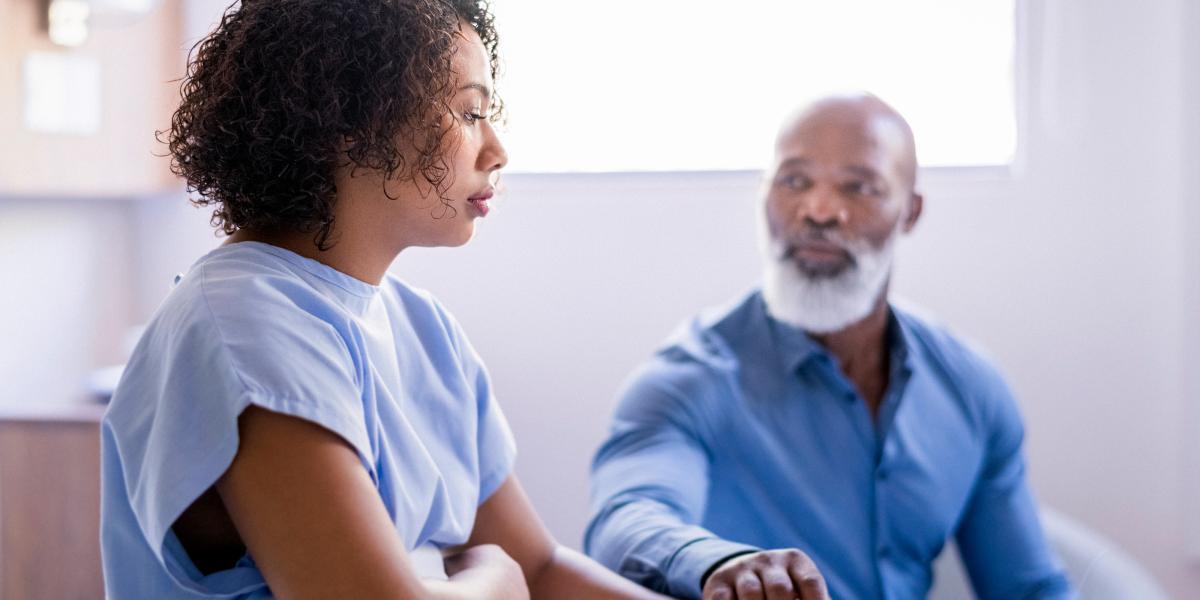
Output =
[{"x1": 100, "y1": 241, "x2": 517, "y2": 599}]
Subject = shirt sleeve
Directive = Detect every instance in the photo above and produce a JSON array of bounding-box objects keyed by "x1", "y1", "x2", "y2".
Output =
[
  {"x1": 433, "y1": 298, "x2": 517, "y2": 505},
  {"x1": 954, "y1": 368, "x2": 1076, "y2": 599},
  {"x1": 108, "y1": 271, "x2": 375, "y2": 595},
  {"x1": 585, "y1": 361, "x2": 759, "y2": 600},
  {"x1": 466, "y1": 339, "x2": 517, "y2": 504}
]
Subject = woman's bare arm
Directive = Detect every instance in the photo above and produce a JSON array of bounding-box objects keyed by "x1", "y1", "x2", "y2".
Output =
[
  {"x1": 461, "y1": 475, "x2": 669, "y2": 600},
  {"x1": 216, "y1": 406, "x2": 527, "y2": 600}
]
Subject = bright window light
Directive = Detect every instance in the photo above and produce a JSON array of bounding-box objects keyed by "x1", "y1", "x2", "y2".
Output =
[{"x1": 490, "y1": 0, "x2": 1016, "y2": 172}]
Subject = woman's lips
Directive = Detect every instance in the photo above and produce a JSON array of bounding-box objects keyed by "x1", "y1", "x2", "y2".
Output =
[{"x1": 467, "y1": 189, "x2": 493, "y2": 217}]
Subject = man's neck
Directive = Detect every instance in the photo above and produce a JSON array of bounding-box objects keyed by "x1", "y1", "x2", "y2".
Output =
[{"x1": 810, "y1": 293, "x2": 892, "y2": 416}]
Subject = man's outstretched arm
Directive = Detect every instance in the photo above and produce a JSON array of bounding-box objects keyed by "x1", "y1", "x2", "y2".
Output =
[{"x1": 586, "y1": 369, "x2": 827, "y2": 600}]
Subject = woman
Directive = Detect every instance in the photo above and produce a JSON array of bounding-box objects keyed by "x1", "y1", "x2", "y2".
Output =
[{"x1": 100, "y1": 1, "x2": 666, "y2": 598}]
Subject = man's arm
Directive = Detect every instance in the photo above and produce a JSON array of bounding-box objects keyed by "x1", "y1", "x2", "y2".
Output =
[
  {"x1": 954, "y1": 376, "x2": 1075, "y2": 599},
  {"x1": 456, "y1": 475, "x2": 668, "y2": 600},
  {"x1": 586, "y1": 369, "x2": 827, "y2": 600}
]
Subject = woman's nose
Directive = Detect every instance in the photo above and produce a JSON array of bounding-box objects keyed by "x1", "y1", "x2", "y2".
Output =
[{"x1": 480, "y1": 122, "x2": 508, "y2": 173}]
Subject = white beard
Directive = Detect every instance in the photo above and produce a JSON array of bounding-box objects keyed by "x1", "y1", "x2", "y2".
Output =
[{"x1": 759, "y1": 220, "x2": 899, "y2": 335}]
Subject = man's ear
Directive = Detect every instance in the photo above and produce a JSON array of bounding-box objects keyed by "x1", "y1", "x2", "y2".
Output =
[{"x1": 902, "y1": 192, "x2": 923, "y2": 233}]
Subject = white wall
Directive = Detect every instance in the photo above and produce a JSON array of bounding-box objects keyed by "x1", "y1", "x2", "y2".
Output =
[
  {"x1": 1186, "y1": 0, "x2": 1200, "y2": 565},
  {"x1": 0, "y1": 197, "x2": 136, "y2": 404}
]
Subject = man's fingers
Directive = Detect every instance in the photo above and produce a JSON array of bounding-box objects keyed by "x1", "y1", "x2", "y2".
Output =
[
  {"x1": 703, "y1": 582, "x2": 735, "y2": 600},
  {"x1": 733, "y1": 570, "x2": 766, "y2": 600},
  {"x1": 759, "y1": 566, "x2": 797, "y2": 600},
  {"x1": 788, "y1": 563, "x2": 830, "y2": 600},
  {"x1": 705, "y1": 549, "x2": 826, "y2": 600}
]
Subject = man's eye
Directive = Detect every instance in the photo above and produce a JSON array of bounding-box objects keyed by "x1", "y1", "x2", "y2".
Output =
[
  {"x1": 844, "y1": 181, "x2": 879, "y2": 196},
  {"x1": 777, "y1": 175, "x2": 809, "y2": 190}
]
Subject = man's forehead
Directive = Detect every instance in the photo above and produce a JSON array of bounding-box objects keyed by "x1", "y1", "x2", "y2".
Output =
[
  {"x1": 773, "y1": 100, "x2": 916, "y2": 182},
  {"x1": 774, "y1": 122, "x2": 891, "y2": 169}
]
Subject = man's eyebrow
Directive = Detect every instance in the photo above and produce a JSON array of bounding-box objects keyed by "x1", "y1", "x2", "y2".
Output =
[
  {"x1": 458, "y1": 82, "x2": 492, "y2": 101},
  {"x1": 844, "y1": 164, "x2": 882, "y2": 179},
  {"x1": 778, "y1": 157, "x2": 811, "y2": 169}
]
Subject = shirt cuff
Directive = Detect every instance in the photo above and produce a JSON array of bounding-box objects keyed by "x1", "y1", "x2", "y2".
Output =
[{"x1": 666, "y1": 537, "x2": 761, "y2": 600}]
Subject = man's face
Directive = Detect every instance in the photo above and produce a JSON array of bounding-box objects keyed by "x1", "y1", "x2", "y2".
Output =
[
  {"x1": 763, "y1": 107, "x2": 916, "y2": 278},
  {"x1": 759, "y1": 101, "x2": 921, "y2": 334}
]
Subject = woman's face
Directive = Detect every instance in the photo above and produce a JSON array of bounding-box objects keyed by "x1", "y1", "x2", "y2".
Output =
[
  {"x1": 353, "y1": 23, "x2": 508, "y2": 250},
  {"x1": 428, "y1": 24, "x2": 508, "y2": 246}
]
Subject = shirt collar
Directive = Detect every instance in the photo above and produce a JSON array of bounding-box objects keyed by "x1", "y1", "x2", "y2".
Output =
[
  {"x1": 888, "y1": 311, "x2": 916, "y2": 380},
  {"x1": 765, "y1": 300, "x2": 917, "y2": 378}
]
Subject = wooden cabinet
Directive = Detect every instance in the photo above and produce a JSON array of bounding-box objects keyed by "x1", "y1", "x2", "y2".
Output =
[{"x1": 0, "y1": 404, "x2": 104, "y2": 600}]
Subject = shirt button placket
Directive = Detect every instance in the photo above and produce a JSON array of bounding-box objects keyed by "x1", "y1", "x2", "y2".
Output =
[{"x1": 874, "y1": 440, "x2": 895, "y2": 599}]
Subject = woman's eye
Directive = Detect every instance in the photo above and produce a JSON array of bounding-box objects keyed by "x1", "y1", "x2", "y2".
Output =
[{"x1": 463, "y1": 111, "x2": 486, "y2": 124}]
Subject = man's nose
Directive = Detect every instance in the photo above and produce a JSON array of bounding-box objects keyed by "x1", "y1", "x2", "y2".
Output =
[{"x1": 799, "y1": 187, "x2": 848, "y2": 229}]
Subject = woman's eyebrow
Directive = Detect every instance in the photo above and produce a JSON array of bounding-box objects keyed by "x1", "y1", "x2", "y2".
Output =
[{"x1": 458, "y1": 82, "x2": 492, "y2": 102}]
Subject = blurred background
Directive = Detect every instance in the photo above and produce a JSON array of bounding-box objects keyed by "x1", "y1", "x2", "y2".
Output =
[{"x1": 0, "y1": 0, "x2": 1197, "y2": 597}]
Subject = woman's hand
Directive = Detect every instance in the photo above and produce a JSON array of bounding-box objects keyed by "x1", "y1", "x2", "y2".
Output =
[{"x1": 443, "y1": 544, "x2": 530, "y2": 600}]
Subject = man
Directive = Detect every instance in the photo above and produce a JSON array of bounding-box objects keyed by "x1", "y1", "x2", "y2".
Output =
[{"x1": 585, "y1": 94, "x2": 1074, "y2": 600}]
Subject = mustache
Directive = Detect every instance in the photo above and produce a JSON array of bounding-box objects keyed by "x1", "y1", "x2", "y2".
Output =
[{"x1": 773, "y1": 232, "x2": 854, "y2": 261}]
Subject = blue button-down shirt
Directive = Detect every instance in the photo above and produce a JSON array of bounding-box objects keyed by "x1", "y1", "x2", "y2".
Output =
[{"x1": 585, "y1": 290, "x2": 1073, "y2": 600}]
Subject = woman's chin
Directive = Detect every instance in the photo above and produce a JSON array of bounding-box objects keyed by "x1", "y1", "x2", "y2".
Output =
[
  {"x1": 408, "y1": 220, "x2": 477, "y2": 249},
  {"x1": 442, "y1": 224, "x2": 476, "y2": 248}
]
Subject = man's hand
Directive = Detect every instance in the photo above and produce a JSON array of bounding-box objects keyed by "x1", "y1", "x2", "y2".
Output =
[
  {"x1": 443, "y1": 544, "x2": 531, "y2": 600},
  {"x1": 702, "y1": 549, "x2": 829, "y2": 600}
]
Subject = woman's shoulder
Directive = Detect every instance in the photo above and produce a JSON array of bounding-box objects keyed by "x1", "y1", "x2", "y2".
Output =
[
  {"x1": 196, "y1": 242, "x2": 366, "y2": 305},
  {"x1": 111, "y1": 245, "x2": 369, "y2": 434},
  {"x1": 130, "y1": 245, "x2": 366, "y2": 393},
  {"x1": 152, "y1": 243, "x2": 367, "y2": 334}
]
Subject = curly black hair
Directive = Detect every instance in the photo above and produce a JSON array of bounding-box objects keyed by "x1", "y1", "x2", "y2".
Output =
[{"x1": 166, "y1": 0, "x2": 502, "y2": 249}]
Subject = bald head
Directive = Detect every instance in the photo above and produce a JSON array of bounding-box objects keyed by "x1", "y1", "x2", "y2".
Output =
[{"x1": 775, "y1": 93, "x2": 918, "y2": 191}]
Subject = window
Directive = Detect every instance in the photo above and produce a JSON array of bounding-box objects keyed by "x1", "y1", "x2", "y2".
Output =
[{"x1": 491, "y1": 0, "x2": 1016, "y2": 172}]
